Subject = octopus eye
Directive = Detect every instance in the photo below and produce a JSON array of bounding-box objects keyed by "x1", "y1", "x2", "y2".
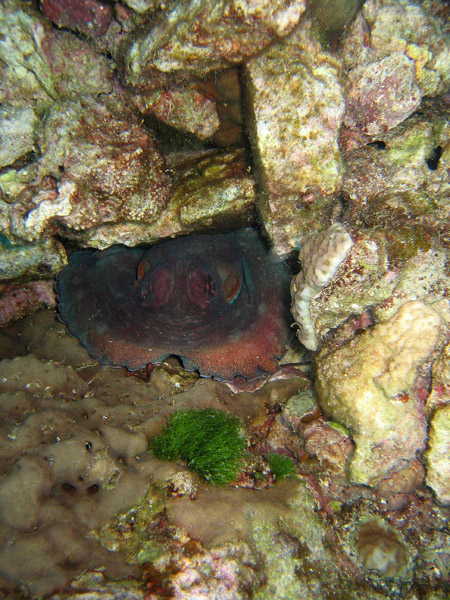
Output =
[
  {"x1": 140, "y1": 266, "x2": 174, "y2": 309},
  {"x1": 137, "y1": 258, "x2": 150, "y2": 280},
  {"x1": 223, "y1": 275, "x2": 241, "y2": 303},
  {"x1": 188, "y1": 267, "x2": 217, "y2": 309}
]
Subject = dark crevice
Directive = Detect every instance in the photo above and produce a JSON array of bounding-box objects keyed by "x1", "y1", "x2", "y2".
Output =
[
  {"x1": 425, "y1": 145, "x2": 443, "y2": 170},
  {"x1": 368, "y1": 140, "x2": 386, "y2": 149}
]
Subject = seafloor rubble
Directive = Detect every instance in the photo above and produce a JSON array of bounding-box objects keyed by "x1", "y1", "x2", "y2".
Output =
[{"x1": 0, "y1": 0, "x2": 450, "y2": 598}]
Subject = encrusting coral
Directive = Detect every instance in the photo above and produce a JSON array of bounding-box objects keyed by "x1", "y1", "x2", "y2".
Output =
[
  {"x1": 425, "y1": 405, "x2": 450, "y2": 506},
  {"x1": 316, "y1": 301, "x2": 442, "y2": 486},
  {"x1": 353, "y1": 517, "x2": 410, "y2": 579},
  {"x1": 290, "y1": 223, "x2": 353, "y2": 350}
]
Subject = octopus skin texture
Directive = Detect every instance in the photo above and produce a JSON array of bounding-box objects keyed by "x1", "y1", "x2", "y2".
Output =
[{"x1": 56, "y1": 229, "x2": 291, "y2": 380}]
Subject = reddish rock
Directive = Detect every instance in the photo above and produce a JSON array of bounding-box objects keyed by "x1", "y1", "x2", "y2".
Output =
[
  {"x1": 41, "y1": 0, "x2": 112, "y2": 37},
  {"x1": 344, "y1": 52, "x2": 421, "y2": 137},
  {"x1": 0, "y1": 281, "x2": 56, "y2": 326},
  {"x1": 16, "y1": 95, "x2": 173, "y2": 243},
  {"x1": 120, "y1": 0, "x2": 308, "y2": 91}
]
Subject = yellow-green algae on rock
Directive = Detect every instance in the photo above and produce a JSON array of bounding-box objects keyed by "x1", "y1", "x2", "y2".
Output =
[
  {"x1": 243, "y1": 18, "x2": 345, "y2": 254},
  {"x1": 425, "y1": 405, "x2": 450, "y2": 506},
  {"x1": 316, "y1": 301, "x2": 442, "y2": 485}
]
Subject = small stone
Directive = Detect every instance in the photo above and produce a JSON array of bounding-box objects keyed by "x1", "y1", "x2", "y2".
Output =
[
  {"x1": 353, "y1": 518, "x2": 410, "y2": 579},
  {"x1": 166, "y1": 471, "x2": 198, "y2": 499}
]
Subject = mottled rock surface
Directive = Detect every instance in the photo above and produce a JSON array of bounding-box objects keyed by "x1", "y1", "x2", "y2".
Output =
[
  {"x1": 41, "y1": 0, "x2": 112, "y2": 38},
  {"x1": 343, "y1": 52, "x2": 422, "y2": 137},
  {"x1": 340, "y1": 0, "x2": 450, "y2": 143},
  {"x1": 342, "y1": 100, "x2": 450, "y2": 245},
  {"x1": 71, "y1": 148, "x2": 255, "y2": 249},
  {"x1": 0, "y1": 280, "x2": 56, "y2": 327},
  {"x1": 316, "y1": 301, "x2": 442, "y2": 485},
  {"x1": 0, "y1": 0, "x2": 114, "y2": 107},
  {"x1": 120, "y1": 0, "x2": 308, "y2": 90},
  {"x1": 244, "y1": 20, "x2": 345, "y2": 254},
  {"x1": 137, "y1": 85, "x2": 221, "y2": 141},
  {"x1": 3, "y1": 96, "x2": 172, "y2": 246},
  {"x1": 425, "y1": 405, "x2": 450, "y2": 505}
]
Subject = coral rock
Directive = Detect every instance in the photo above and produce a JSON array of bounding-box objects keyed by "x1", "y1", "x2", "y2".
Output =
[
  {"x1": 294, "y1": 225, "x2": 450, "y2": 355},
  {"x1": 0, "y1": 280, "x2": 56, "y2": 326},
  {"x1": 0, "y1": 237, "x2": 66, "y2": 283},
  {"x1": 137, "y1": 86, "x2": 220, "y2": 141},
  {"x1": 340, "y1": 0, "x2": 450, "y2": 142},
  {"x1": 0, "y1": 0, "x2": 113, "y2": 108},
  {"x1": 316, "y1": 301, "x2": 442, "y2": 485},
  {"x1": 344, "y1": 52, "x2": 422, "y2": 137},
  {"x1": 290, "y1": 223, "x2": 353, "y2": 351},
  {"x1": 120, "y1": 0, "x2": 308, "y2": 90},
  {"x1": 41, "y1": 0, "x2": 112, "y2": 38},
  {"x1": 342, "y1": 100, "x2": 450, "y2": 243},
  {"x1": 244, "y1": 20, "x2": 345, "y2": 254},
  {"x1": 73, "y1": 148, "x2": 255, "y2": 249},
  {"x1": 5, "y1": 96, "x2": 172, "y2": 245},
  {"x1": 425, "y1": 405, "x2": 450, "y2": 506}
]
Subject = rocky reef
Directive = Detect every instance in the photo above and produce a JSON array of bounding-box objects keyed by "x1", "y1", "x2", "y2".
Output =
[{"x1": 1, "y1": 0, "x2": 450, "y2": 598}]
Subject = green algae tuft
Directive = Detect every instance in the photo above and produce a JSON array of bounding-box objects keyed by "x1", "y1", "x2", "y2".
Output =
[
  {"x1": 265, "y1": 452, "x2": 297, "y2": 481},
  {"x1": 150, "y1": 408, "x2": 245, "y2": 485}
]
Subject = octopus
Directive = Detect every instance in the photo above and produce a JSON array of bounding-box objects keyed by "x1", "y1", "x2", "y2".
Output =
[{"x1": 56, "y1": 229, "x2": 290, "y2": 380}]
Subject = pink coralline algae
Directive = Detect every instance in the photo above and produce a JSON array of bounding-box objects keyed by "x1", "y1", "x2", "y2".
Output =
[
  {"x1": 343, "y1": 52, "x2": 422, "y2": 137},
  {"x1": 339, "y1": 0, "x2": 450, "y2": 144},
  {"x1": 0, "y1": 281, "x2": 56, "y2": 327},
  {"x1": 40, "y1": 0, "x2": 112, "y2": 38}
]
